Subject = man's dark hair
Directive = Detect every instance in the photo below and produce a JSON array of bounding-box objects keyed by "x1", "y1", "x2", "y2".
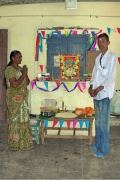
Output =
[{"x1": 98, "y1": 33, "x2": 109, "y2": 42}]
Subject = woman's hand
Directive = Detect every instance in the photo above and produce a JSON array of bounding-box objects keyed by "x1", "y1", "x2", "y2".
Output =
[
  {"x1": 22, "y1": 65, "x2": 30, "y2": 85},
  {"x1": 22, "y1": 65, "x2": 28, "y2": 76}
]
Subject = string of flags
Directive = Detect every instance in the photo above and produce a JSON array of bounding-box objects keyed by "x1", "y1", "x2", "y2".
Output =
[
  {"x1": 35, "y1": 28, "x2": 120, "y2": 64},
  {"x1": 43, "y1": 119, "x2": 90, "y2": 130},
  {"x1": 31, "y1": 81, "x2": 87, "y2": 92}
]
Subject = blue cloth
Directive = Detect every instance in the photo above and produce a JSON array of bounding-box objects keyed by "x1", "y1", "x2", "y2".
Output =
[
  {"x1": 94, "y1": 97, "x2": 110, "y2": 155},
  {"x1": 90, "y1": 50, "x2": 117, "y2": 100}
]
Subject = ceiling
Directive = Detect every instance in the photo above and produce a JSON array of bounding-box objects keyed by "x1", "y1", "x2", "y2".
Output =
[{"x1": 0, "y1": 0, "x2": 120, "y2": 6}]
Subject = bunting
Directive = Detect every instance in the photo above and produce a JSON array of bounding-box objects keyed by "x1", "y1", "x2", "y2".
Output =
[
  {"x1": 35, "y1": 27, "x2": 120, "y2": 63},
  {"x1": 31, "y1": 81, "x2": 87, "y2": 92},
  {"x1": 73, "y1": 120, "x2": 78, "y2": 128},
  {"x1": 66, "y1": 120, "x2": 71, "y2": 129},
  {"x1": 43, "y1": 119, "x2": 90, "y2": 129},
  {"x1": 43, "y1": 119, "x2": 48, "y2": 128},
  {"x1": 59, "y1": 120, "x2": 64, "y2": 128},
  {"x1": 52, "y1": 119, "x2": 58, "y2": 128}
]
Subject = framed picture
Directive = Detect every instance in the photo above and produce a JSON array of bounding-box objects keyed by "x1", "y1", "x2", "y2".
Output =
[{"x1": 60, "y1": 54, "x2": 80, "y2": 80}]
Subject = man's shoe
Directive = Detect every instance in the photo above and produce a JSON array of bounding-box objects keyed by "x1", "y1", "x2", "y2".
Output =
[
  {"x1": 94, "y1": 152, "x2": 104, "y2": 158},
  {"x1": 89, "y1": 145, "x2": 97, "y2": 151}
]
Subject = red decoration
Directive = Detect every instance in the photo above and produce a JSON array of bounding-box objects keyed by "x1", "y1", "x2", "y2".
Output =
[{"x1": 60, "y1": 54, "x2": 80, "y2": 80}]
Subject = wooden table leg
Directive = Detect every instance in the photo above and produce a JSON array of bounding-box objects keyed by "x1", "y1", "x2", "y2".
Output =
[{"x1": 41, "y1": 120, "x2": 45, "y2": 144}]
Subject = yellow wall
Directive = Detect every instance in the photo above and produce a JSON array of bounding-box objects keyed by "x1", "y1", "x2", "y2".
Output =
[{"x1": 0, "y1": 2, "x2": 120, "y2": 114}]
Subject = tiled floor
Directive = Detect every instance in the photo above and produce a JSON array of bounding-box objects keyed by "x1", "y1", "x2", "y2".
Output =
[{"x1": 0, "y1": 118, "x2": 120, "y2": 179}]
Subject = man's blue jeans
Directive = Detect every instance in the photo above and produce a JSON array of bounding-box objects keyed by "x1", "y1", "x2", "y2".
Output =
[{"x1": 94, "y1": 97, "x2": 110, "y2": 155}]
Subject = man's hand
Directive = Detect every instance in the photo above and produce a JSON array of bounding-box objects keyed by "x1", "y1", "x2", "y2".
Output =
[
  {"x1": 88, "y1": 85, "x2": 94, "y2": 97},
  {"x1": 93, "y1": 86, "x2": 104, "y2": 97}
]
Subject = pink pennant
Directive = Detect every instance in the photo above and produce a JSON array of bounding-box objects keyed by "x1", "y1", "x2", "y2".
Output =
[
  {"x1": 41, "y1": 30, "x2": 45, "y2": 37},
  {"x1": 31, "y1": 81, "x2": 35, "y2": 89},
  {"x1": 56, "y1": 81, "x2": 60, "y2": 87},
  {"x1": 81, "y1": 82, "x2": 86, "y2": 89},
  {"x1": 72, "y1": 30, "x2": 77, "y2": 35},
  {"x1": 118, "y1": 57, "x2": 120, "y2": 64},
  {"x1": 66, "y1": 120, "x2": 71, "y2": 129},
  {"x1": 52, "y1": 119, "x2": 58, "y2": 128},
  {"x1": 73, "y1": 120, "x2": 78, "y2": 128},
  {"x1": 39, "y1": 65, "x2": 43, "y2": 72}
]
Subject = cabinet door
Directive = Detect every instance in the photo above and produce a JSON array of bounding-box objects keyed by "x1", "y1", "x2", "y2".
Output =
[
  {"x1": 85, "y1": 50, "x2": 101, "y2": 74},
  {"x1": 68, "y1": 34, "x2": 89, "y2": 77},
  {"x1": 0, "y1": 29, "x2": 8, "y2": 122},
  {"x1": 47, "y1": 35, "x2": 68, "y2": 79}
]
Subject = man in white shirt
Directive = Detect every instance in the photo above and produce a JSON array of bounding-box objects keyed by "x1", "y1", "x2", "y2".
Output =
[{"x1": 88, "y1": 33, "x2": 117, "y2": 158}]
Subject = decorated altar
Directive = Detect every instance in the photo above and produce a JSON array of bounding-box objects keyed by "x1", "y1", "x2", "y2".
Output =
[{"x1": 30, "y1": 80, "x2": 94, "y2": 114}]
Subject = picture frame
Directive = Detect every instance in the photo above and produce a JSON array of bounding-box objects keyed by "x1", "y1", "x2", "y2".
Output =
[{"x1": 60, "y1": 54, "x2": 80, "y2": 80}]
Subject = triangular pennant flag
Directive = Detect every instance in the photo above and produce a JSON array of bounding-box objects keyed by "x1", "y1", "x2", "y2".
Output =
[
  {"x1": 39, "y1": 65, "x2": 43, "y2": 72},
  {"x1": 69, "y1": 30, "x2": 72, "y2": 35},
  {"x1": 85, "y1": 120, "x2": 90, "y2": 130},
  {"x1": 44, "y1": 82, "x2": 48, "y2": 90},
  {"x1": 35, "y1": 33, "x2": 40, "y2": 61},
  {"x1": 66, "y1": 82, "x2": 72, "y2": 90},
  {"x1": 91, "y1": 31, "x2": 95, "y2": 36},
  {"x1": 79, "y1": 120, "x2": 84, "y2": 129},
  {"x1": 118, "y1": 57, "x2": 120, "y2": 64},
  {"x1": 73, "y1": 120, "x2": 78, "y2": 128},
  {"x1": 117, "y1": 28, "x2": 120, "y2": 34},
  {"x1": 64, "y1": 30, "x2": 69, "y2": 36},
  {"x1": 31, "y1": 81, "x2": 35, "y2": 89},
  {"x1": 81, "y1": 82, "x2": 86, "y2": 90},
  {"x1": 59, "y1": 119, "x2": 64, "y2": 128},
  {"x1": 82, "y1": 29, "x2": 88, "y2": 34},
  {"x1": 107, "y1": 27, "x2": 111, "y2": 35},
  {"x1": 56, "y1": 81, "x2": 61, "y2": 87},
  {"x1": 66, "y1": 120, "x2": 71, "y2": 129},
  {"x1": 44, "y1": 119, "x2": 48, "y2": 129},
  {"x1": 39, "y1": 45, "x2": 42, "y2": 52},
  {"x1": 72, "y1": 30, "x2": 77, "y2": 34},
  {"x1": 52, "y1": 119, "x2": 58, "y2": 128},
  {"x1": 41, "y1": 31, "x2": 45, "y2": 37}
]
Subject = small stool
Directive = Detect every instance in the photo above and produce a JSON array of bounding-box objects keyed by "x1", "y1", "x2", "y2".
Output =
[{"x1": 30, "y1": 118, "x2": 41, "y2": 144}]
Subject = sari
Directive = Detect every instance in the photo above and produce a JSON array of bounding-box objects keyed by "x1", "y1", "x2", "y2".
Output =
[{"x1": 5, "y1": 66, "x2": 33, "y2": 150}]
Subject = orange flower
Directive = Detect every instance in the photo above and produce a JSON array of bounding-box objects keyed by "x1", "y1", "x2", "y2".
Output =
[{"x1": 13, "y1": 95, "x2": 23, "y2": 103}]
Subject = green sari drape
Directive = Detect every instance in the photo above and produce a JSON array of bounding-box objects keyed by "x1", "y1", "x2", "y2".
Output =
[{"x1": 5, "y1": 66, "x2": 33, "y2": 150}]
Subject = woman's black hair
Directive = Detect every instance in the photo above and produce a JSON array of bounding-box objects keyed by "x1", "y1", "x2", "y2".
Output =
[{"x1": 7, "y1": 50, "x2": 21, "y2": 67}]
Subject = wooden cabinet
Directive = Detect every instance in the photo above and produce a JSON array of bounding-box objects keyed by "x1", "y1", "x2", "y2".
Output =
[
  {"x1": 85, "y1": 50, "x2": 101, "y2": 74},
  {"x1": 0, "y1": 29, "x2": 8, "y2": 123}
]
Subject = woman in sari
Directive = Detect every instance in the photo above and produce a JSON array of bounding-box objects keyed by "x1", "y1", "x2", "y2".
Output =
[{"x1": 5, "y1": 50, "x2": 33, "y2": 150}]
